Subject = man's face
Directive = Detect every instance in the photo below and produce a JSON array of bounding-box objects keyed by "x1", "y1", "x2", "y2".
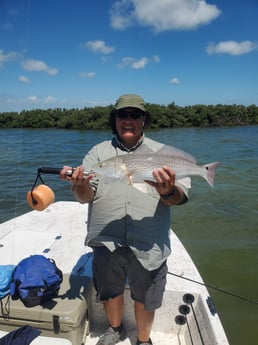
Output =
[{"x1": 115, "y1": 107, "x2": 146, "y2": 145}]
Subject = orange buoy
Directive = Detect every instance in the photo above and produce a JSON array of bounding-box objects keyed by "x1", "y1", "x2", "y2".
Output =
[{"x1": 26, "y1": 184, "x2": 55, "y2": 211}]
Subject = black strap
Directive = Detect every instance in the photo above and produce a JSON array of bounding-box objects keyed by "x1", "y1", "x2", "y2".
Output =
[
  {"x1": 52, "y1": 315, "x2": 60, "y2": 334},
  {"x1": 0, "y1": 295, "x2": 10, "y2": 319}
]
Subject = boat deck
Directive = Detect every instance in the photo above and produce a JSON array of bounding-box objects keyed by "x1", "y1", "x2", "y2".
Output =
[
  {"x1": 0, "y1": 202, "x2": 229, "y2": 345},
  {"x1": 87, "y1": 331, "x2": 185, "y2": 345},
  {"x1": 86, "y1": 289, "x2": 188, "y2": 345}
]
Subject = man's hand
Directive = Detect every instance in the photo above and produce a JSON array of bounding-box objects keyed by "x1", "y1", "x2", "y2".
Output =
[
  {"x1": 145, "y1": 165, "x2": 176, "y2": 196},
  {"x1": 145, "y1": 165, "x2": 187, "y2": 205},
  {"x1": 60, "y1": 165, "x2": 95, "y2": 203}
]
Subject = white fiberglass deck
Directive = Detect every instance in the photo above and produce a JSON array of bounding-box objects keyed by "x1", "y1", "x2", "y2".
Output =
[{"x1": 0, "y1": 202, "x2": 229, "y2": 345}]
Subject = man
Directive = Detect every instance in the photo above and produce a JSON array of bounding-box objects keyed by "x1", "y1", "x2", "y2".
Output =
[{"x1": 61, "y1": 94, "x2": 189, "y2": 345}]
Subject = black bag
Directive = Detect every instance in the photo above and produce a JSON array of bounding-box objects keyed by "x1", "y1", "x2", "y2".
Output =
[{"x1": 10, "y1": 255, "x2": 63, "y2": 307}]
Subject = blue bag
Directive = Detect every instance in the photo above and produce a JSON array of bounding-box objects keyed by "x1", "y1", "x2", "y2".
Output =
[
  {"x1": 10, "y1": 255, "x2": 63, "y2": 307},
  {"x1": 0, "y1": 265, "x2": 15, "y2": 299}
]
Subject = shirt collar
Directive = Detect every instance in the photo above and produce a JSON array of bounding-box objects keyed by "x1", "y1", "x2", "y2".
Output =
[{"x1": 115, "y1": 134, "x2": 145, "y2": 152}]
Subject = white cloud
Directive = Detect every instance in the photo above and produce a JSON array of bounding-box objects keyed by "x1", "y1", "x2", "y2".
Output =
[
  {"x1": 206, "y1": 40, "x2": 258, "y2": 56},
  {"x1": 117, "y1": 57, "x2": 135, "y2": 68},
  {"x1": 132, "y1": 57, "x2": 148, "y2": 69},
  {"x1": 153, "y1": 55, "x2": 160, "y2": 63},
  {"x1": 18, "y1": 75, "x2": 30, "y2": 83},
  {"x1": 0, "y1": 94, "x2": 69, "y2": 112},
  {"x1": 22, "y1": 59, "x2": 58, "y2": 75},
  {"x1": 0, "y1": 49, "x2": 19, "y2": 66},
  {"x1": 27, "y1": 95, "x2": 58, "y2": 105},
  {"x1": 110, "y1": 0, "x2": 221, "y2": 32},
  {"x1": 47, "y1": 67, "x2": 59, "y2": 75},
  {"x1": 170, "y1": 77, "x2": 180, "y2": 84},
  {"x1": 44, "y1": 96, "x2": 56, "y2": 103},
  {"x1": 27, "y1": 95, "x2": 39, "y2": 102},
  {"x1": 110, "y1": 0, "x2": 135, "y2": 30},
  {"x1": 118, "y1": 56, "x2": 148, "y2": 69},
  {"x1": 80, "y1": 72, "x2": 96, "y2": 78},
  {"x1": 85, "y1": 40, "x2": 115, "y2": 54}
]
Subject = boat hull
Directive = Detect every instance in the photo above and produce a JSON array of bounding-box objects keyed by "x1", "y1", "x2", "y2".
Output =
[{"x1": 0, "y1": 202, "x2": 229, "y2": 345}]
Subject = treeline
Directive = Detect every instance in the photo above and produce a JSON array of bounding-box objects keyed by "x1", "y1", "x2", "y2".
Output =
[{"x1": 0, "y1": 103, "x2": 258, "y2": 129}]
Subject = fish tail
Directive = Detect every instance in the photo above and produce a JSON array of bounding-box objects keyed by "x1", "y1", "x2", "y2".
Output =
[{"x1": 204, "y1": 162, "x2": 221, "y2": 187}]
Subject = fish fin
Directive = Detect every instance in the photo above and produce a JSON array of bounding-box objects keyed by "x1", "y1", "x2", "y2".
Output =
[
  {"x1": 156, "y1": 145, "x2": 197, "y2": 163},
  {"x1": 177, "y1": 177, "x2": 191, "y2": 189},
  {"x1": 204, "y1": 162, "x2": 221, "y2": 187},
  {"x1": 133, "y1": 143, "x2": 196, "y2": 163},
  {"x1": 132, "y1": 183, "x2": 148, "y2": 193}
]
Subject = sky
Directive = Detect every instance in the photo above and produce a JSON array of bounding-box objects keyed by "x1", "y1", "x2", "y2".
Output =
[{"x1": 0, "y1": 0, "x2": 258, "y2": 113}]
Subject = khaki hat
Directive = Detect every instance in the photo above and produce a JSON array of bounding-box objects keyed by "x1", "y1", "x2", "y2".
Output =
[{"x1": 114, "y1": 94, "x2": 146, "y2": 112}]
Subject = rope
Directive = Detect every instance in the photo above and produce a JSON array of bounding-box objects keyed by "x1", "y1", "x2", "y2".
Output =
[
  {"x1": 168, "y1": 271, "x2": 258, "y2": 305},
  {"x1": 30, "y1": 172, "x2": 46, "y2": 205}
]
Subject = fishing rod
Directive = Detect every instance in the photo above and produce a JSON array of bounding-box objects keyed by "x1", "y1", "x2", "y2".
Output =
[
  {"x1": 37, "y1": 167, "x2": 94, "y2": 177},
  {"x1": 27, "y1": 167, "x2": 94, "y2": 211},
  {"x1": 168, "y1": 271, "x2": 258, "y2": 305}
]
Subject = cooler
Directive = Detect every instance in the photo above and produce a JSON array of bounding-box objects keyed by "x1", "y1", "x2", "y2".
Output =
[{"x1": 0, "y1": 274, "x2": 92, "y2": 345}]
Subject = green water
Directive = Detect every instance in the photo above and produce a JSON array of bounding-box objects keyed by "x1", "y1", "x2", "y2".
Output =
[{"x1": 1, "y1": 126, "x2": 258, "y2": 344}]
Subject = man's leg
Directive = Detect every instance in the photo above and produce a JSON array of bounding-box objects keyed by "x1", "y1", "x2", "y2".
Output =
[
  {"x1": 135, "y1": 301, "x2": 154, "y2": 343},
  {"x1": 96, "y1": 295, "x2": 126, "y2": 345},
  {"x1": 93, "y1": 247, "x2": 127, "y2": 344},
  {"x1": 103, "y1": 294, "x2": 124, "y2": 327}
]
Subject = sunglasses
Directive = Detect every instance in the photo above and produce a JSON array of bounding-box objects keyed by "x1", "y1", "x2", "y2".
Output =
[{"x1": 116, "y1": 110, "x2": 145, "y2": 120}]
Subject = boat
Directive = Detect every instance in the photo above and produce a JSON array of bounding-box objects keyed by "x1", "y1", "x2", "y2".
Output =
[{"x1": 0, "y1": 201, "x2": 230, "y2": 345}]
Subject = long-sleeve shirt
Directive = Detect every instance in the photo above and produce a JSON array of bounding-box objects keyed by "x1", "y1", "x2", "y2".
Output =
[{"x1": 83, "y1": 136, "x2": 189, "y2": 270}]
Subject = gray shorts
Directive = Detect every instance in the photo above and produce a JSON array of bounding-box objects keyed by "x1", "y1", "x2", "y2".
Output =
[{"x1": 92, "y1": 246, "x2": 167, "y2": 311}]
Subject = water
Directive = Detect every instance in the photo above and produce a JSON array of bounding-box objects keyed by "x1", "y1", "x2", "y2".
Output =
[{"x1": 1, "y1": 126, "x2": 258, "y2": 344}]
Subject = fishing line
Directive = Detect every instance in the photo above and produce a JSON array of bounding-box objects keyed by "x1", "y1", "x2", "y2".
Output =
[
  {"x1": 7, "y1": 0, "x2": 32, "y2": 263},
  {"x1": 11, "y1": 0, "x2": 31, "y2": 220},
  {"x1": 168, "y1": 271, "x2": 258, "y2": 305}
]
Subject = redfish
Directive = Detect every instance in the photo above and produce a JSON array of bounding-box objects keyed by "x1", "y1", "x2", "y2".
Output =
[{"x1": 92, "y1": 145, "x2": 221, "y2": 187}]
